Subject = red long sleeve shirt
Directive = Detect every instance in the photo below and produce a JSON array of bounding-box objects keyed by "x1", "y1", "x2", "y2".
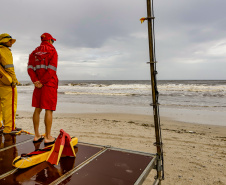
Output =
[{"x1": 28, "y1": 41, "x2": 58, "y2": 88}]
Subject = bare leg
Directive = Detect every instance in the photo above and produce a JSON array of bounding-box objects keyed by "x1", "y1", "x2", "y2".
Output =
[
  {"x1": 44, "y1": 109, "x2": 55, "y2": 143},
  {"x1": 33, "y1": 108, "x2": 42, "y2": 141}
]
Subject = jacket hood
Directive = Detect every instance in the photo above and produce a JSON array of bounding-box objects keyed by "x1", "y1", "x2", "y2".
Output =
[{"x1": 0, "y1": 33, "x2": 16, "y2": 44}]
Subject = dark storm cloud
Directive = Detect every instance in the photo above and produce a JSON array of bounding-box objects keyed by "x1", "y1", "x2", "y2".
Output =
[{"x1": 1, "y1": 0, "x2": 144, "y2": 48}]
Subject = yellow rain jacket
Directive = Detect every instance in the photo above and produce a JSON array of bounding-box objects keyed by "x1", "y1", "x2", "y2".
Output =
[
  {"x1": 0, "y1": 44, "x2": 18, "y2": 133},
  {"x1": 0, "y1": 45, "x2": 19, "y2": 86}
]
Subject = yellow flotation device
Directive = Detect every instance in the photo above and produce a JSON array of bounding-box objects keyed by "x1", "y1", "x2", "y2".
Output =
[
  {"x1": 0, "y1": 64, "x2": 12, "y2": 85},
  {"x1": 12, "y1": 137, "x2": 78, "y2": 169}
]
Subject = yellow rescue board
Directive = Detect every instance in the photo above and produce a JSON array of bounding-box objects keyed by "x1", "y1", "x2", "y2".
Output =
[
  {"x1": 12, "y1": 137, "x2": 78, "y2": 169},
  {"x1": 0, "y1": 64, "x2": 12, "y2": 85}
]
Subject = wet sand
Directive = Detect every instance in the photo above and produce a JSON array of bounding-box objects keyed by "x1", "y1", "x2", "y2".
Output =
[{"x1": 16, "y1": 111, "x2": 226, "y2": 185}]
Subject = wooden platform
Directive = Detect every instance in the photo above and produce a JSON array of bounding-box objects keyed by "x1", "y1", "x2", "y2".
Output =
[{"x1": 0, "y1": 134, "x2": 156, "y2": 185}]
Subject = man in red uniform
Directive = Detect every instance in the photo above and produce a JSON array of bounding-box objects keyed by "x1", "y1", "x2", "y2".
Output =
[{"x1": 28, "y1": 33, "x2": 58, "y2": 145}]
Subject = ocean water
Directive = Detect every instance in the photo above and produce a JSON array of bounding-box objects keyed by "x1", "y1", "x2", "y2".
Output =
[{"x1": 17, "y1": 80, "x2": 226, "y2": 126}]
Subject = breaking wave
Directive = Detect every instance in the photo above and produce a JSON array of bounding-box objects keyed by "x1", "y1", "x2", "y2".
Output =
[{"x1": 17, "y1": 80, "x2": 226, "y2": 110}]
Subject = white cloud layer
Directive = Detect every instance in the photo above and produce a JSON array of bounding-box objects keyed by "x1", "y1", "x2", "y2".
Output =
[{"x1": 1, "y1": 0, "x2": 226, "y2": 80}]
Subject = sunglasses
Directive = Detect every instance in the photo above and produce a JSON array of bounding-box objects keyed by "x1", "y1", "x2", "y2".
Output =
[
  {"x1": 51, "y1": 39, "x2": 55, "y2": 44},
  {"x1": 3, "y1": 36, "x2": 12, "y2": 39}
]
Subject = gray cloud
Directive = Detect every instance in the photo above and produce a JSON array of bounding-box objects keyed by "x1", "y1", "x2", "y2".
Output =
[{"x1": 1, "y1": 0, "x2": 226, "y2": 80}]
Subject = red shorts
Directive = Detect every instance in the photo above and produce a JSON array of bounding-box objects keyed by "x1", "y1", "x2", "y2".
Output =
[{"x1": 32, "y1": 86, "x2": 57, "y2": 111}]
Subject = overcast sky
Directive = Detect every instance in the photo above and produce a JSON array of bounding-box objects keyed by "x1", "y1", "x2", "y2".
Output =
[{"x1": 1, "y1": 0, "x2": 226, "y2": 80}]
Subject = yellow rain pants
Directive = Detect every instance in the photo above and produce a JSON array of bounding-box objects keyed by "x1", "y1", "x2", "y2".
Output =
[{"x1": 0, "y1": 86, "x2": 17, "y2": 133}]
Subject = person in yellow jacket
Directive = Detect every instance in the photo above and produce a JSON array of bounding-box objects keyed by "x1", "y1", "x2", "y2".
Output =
[{"x1": 0, "y1": 33, "x2": 22, "y2": 134}]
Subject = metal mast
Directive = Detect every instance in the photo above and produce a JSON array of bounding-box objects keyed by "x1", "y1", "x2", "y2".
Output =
[{"x1": 145, "y1": 0, "x2": 164, "y2": 184}]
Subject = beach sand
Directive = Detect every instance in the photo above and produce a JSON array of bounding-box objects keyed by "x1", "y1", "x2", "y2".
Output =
[{"x1": 16, "y1": 111, "x2": 226, "y2": 185}]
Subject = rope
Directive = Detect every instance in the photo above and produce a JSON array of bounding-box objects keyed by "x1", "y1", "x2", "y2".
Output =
[
  {"x1": 16, "y1": 130, "x2": 34, "y2": 135},
  {"x1": 11, "y1": 157, "x2": 33, "y2": 174}
]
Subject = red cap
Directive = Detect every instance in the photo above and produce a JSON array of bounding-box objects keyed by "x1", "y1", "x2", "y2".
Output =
[{"x1": 41, "y1": 33, "x2": 56, "y2": 41}]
